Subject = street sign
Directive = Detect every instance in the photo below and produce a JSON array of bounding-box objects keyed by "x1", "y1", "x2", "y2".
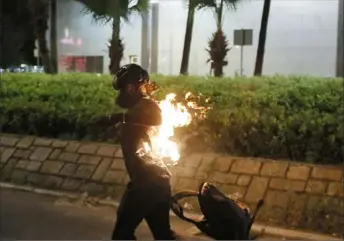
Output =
[
  {"x1": 34, "y1": 40, "x2": 39, "y2": 57},
  {"x1": 234, "y1": 29, "x2": 253, "y2": 46},
  {"x1": 129, "y1": 55, "x2": 138, "y2": 64},
  {"x1": 34, "y1": 39, "x2": 40, "y2": 66},
  {"x1": 233, "y1": 29, "x2": 253, "y2": 76}
]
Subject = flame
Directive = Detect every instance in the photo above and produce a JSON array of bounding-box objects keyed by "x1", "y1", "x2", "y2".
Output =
[{"x1": 139, "y1": 92, "x2": 210, "y2": 165}]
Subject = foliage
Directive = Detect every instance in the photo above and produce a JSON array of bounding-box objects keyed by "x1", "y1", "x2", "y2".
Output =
[
  {"x1": 1, "y1": 73, "x2": 343, "y2": 164},
  {"x1": 76, "y1": 0, "x2": 148, "y2": 24},
  {"x1": 196, "y1": 0, "x2": 238, "y2": 18}
]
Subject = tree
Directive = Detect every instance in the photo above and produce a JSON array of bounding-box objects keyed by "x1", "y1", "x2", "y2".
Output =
[
  {"x1": 0, "y1": 0, "x2": 35, "y2": 67},
  {"x1": 76, "y1": 0, "x2": 148, "y2": 75},
  {"x1": 28, "y1": 0, "x2": 53, "y2": 73},
  {"x1": 0, "y1": 16, "x2": 26, "y2": 67},
  {"x1": 201, "y1": 0, "x2": 238, "y2": 77},
  {"x1": 253, "y1": 0, "x2": 271, "y2": 76},
  {"x1": 206, "y1": 29, "x2": 230, "y2": 77}
]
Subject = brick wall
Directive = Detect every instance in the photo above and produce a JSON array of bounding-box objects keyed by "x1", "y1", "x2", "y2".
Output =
[{"x1": 1, "y1": 134, "x2": 343, "y2": 236}]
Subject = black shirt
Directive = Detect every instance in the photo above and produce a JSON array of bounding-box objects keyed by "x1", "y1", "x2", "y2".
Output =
[{"x1": 120, "y1": 97, "x2": 171, "y2": 188}]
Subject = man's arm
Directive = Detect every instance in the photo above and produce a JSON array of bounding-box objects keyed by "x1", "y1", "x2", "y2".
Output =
[
  {"x1": 92, "y1": 100, "x2": 162, "y2": 127},
  {"x1": 125, "y1": 100, "x2": 162, "y2": 126},
  {"x1": 93, "y1": 101, "x2": 161, "y2": 127}
]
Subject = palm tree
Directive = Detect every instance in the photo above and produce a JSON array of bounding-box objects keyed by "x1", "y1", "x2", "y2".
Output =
[
  {"x1": 253, "y1": 0, "x2": 271, "y2": 76},
  {"x1": 76, "y1": 0, "x2": 148, "y2": 75},
  {"x1": 28, "y1": 0, "x2": 52, "y2": 73},
  {"x1": 200, "y1": 0, "x2": 238, "y2": 77}
]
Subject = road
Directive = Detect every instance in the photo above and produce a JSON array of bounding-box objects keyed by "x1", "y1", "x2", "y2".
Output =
[
  {"x1": 0, "y1": 188, "x2": 285, "y2": 240},
  {"x1": 0, "y1": 188, "x2": 210, "y2": 240}
]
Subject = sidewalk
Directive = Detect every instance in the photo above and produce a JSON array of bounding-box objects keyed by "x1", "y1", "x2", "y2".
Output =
[{"x1": 0, "y1": 182, "x2": 342, "y2": 240}]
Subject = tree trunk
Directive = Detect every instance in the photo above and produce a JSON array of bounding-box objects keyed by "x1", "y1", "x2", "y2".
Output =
[
  {"x1": 50, "y1": 0, "x2": 58, "y2": 74},
  {"x1": 253, "y1": 0, "x2": 271, "y2": 76},
  {"x1": 217, "y1": 0, "x2": 224, "y2": 30},
  {"x1": 36, "y1": 15, "x2": 51, "y2": 73},
  {"x1": 30, "y1": 0, "x2": 52, "y2": 73},
  {"x1": 0, "y1": 0, "x2": 3, "y2": 67},
  {"x1": 213, "y1": 0, "x2": 224, "y2": 77},
  {"x1": 213, "y1": 62, "x2": 223, "y2": 77},
  {"x1": 107, "y1": 0, "x2": 121, "y2": 75},
  {"x1": 180, "y1": 4, "x2": 195, "y2": 75},
  {"x1": 109, "y1": 16, "x2": 121, "y2": 75}
]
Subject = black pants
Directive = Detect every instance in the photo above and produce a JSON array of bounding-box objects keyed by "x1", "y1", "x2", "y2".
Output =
[{"x1": 111, "y1": 183, "x2": 176, "y2": 240}]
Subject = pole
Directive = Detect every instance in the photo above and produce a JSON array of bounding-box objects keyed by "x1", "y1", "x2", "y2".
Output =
[
  {"x1": 240, "y1": 29, "x2": 245, "y2": 76},
  {"x1": 240, "y1": 45, "x2": 243, "y2": 76},
  {"x1": 169, "y1": 34, "x2": 173, "y2": 75},
  {"x1": 336, "y1": 0, "x2": 343, "y2": 77},
  {"x1": 37, "y1": 40, "x2": 40, "y2": 66},
  {"x1": 151, "y1": 2, "x2": 159, "y2": 73},
  {"x1": 141, "y1": 8, "x2": 149, "y2": 70}
]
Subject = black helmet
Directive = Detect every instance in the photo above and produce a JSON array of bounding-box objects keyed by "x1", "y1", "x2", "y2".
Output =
[{"x1": 113, "y1": 64, "x2": 150, "y2": 91}]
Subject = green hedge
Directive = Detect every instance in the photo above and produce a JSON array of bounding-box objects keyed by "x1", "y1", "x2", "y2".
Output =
[{"x1": 1, "y1": 73, "x2": 343, "y2": 164}]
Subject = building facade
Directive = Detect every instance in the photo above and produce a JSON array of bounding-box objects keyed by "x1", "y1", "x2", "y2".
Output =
[{"x1": 56, "y1": 0, "x2": 341, "y2": 77}]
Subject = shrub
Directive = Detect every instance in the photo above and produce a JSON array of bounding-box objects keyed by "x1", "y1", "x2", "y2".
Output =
[{"x1": 1, "y1": 73, "x2": 343, "y2": 164}]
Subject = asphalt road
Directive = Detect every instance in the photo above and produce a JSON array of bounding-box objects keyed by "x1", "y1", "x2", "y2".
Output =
[
  {"x1": 0, "y1": 188, "x2": 209, "y2": 240},
  {"x1": 0, "y1": 188, "x2": 287, "y2": 240}
]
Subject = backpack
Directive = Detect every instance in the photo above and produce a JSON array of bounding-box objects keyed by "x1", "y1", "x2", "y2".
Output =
[{"x1": 171, "y1": 182, "x2": 264, "y2": 240}]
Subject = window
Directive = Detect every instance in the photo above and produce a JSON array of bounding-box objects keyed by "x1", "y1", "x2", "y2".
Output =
[{"x1": 59, "y1": 55, "x2": 104, "y2": 73}]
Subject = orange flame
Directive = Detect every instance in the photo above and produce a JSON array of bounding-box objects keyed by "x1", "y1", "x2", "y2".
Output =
[{"x1": 139, "y1": 92, "x2": 210, "y2": 165}]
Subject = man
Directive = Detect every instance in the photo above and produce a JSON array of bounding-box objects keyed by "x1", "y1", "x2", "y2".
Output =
[{"x1": 97, "y1": 64, "x2": 177, "y2": 240}]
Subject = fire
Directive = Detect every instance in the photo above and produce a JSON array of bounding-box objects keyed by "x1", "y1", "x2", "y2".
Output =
[{"x1": 139, "y1": 92, "x2": 210, "y2": 165}]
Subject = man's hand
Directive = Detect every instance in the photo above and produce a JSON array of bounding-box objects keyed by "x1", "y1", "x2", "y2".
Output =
[{"x1": 146, "y1": 81, "x2": 159, "y2": 96}]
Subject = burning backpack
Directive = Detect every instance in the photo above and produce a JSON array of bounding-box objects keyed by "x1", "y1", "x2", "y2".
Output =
[{"x1": 171, "y1": 182, "x2": 264, "y2": 240}]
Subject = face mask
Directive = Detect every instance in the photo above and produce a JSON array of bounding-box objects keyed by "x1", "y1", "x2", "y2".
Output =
[{"x1": 115, "y1": 91, "x2": 145, "y2": 109}]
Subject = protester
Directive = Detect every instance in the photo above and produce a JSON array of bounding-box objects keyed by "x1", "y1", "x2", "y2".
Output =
[{"x1": 95, "y1": 64, "x2": 178, "y2": 240}]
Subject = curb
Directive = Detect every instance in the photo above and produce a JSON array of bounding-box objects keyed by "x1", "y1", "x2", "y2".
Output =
[
  {"x1": 0, "y1": 182, "x2": 120, "y2": 207},
  {"x1": 1, "y1": 182, "x2": 343, "y2": 241}
]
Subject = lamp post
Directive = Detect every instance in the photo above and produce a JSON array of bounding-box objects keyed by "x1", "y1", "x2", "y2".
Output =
[
  {"x1": 336, "y1": 0, "x2": 343, "y2": 77},
  {"x1": 150, "y1": 0, "x2": 159, "y2": 73},
  {"x1": 141, "y1": 7, "x2": 149, "y2": 70}
]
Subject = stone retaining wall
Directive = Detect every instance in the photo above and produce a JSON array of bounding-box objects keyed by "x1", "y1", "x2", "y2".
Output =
[{"x1": 1, "y1": 134, "x2": 343, "y2": 236}]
